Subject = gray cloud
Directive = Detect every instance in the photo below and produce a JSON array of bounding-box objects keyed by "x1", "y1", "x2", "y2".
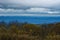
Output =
[
  {"x1": 0, "y1": 0, "x2": 60, "y2": 16},
  {"x1": 0, "y1": 7, "x2": 60, "y2": 16},
  {"x1": 0, "y1": 0, "x2": 60, "y2": 9},
  {"x1": 0, "y1": 8, "x2": 59, "y2": 14}
]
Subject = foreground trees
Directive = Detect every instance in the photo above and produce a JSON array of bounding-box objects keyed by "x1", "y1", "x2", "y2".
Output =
[{"x1": 0, "y1": 21, "x2": 60, "y2": 40}]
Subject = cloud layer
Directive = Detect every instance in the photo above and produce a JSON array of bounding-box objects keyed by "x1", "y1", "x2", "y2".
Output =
[
  {"x1": 0, "y1": 0, "x2": 60, "y2": 9},
  {"x1": 0, "y1": 8, "x2": 59, "y2": 13},
  {"x1": 0, "y1": 8, "x2": 60, "y2": 16},
  {"x1": 0, "y1": 0, "x2": 60, "y2": 16}
]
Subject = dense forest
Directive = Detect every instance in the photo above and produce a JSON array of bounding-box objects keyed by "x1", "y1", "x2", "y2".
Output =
[{"x1": 0, "y1": 21, "x2": 60, "y2": 40}]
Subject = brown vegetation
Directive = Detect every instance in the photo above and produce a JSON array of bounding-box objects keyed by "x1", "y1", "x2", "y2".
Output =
[{"x1": 0, "y1": 21, "x2": 60, "y2": 40}]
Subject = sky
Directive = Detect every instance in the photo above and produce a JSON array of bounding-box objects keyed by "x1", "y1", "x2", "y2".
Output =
[{"x1": 0, "y1": 0, "x2": 60, "y2": 16}]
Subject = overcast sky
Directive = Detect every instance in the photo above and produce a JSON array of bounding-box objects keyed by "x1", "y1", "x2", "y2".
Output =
[
  {"x1": 0, "y1": 0, "x2": 60, "y2": 9},
  {"x1": 0, "y1": 0, "x2": 60, "y2": 16}
]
